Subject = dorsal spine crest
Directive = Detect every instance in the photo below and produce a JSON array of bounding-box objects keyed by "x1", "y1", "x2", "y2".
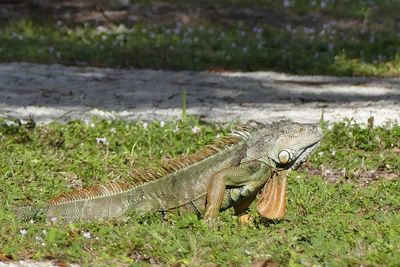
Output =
[{"x1": 48, "y1": 123, "x2": 256, "y2": 206}]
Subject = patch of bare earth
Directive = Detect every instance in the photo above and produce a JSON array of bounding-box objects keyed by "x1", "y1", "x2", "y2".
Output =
[{"x1": 299, "y1": 162, "x2": 399, "y2": 184}]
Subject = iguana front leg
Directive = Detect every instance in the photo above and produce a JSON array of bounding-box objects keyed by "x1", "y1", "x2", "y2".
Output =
[
  {"x1": 234, "y1": 194, "x2": 257, "y2": 224},
  {"x1": 204, "y1": 160, "x2": 269, "y2": 220}
]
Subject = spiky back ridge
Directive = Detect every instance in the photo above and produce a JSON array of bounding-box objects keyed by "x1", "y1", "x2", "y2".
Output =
[{"x1": 49, "y1": 124, "x2": 257, "y2": 205}]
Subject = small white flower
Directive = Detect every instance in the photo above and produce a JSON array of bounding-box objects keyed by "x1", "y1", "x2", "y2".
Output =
[
  {"x1": 20, "y1": 228, "x2": 27, "y2": 236},
  {"x1": 320, "y1": 1, "x2": 327, "y2": 9},
  {"x1": 160, "y1": 121, "x2": 165, "y2": 127},
  {"x1": 29, "y1": 219, "x2": 34, "y2": 224},
  {"x1": 216, "y1": 133, "x2": 222, "y2": 138},
  {"x1": 97, "y1": 25, "x2": 108, "y2": 33},
  {"x1": 173, "y1": 125, "x2": 180, "y2": 133},
  {"x1": 143, "y1": 122, "x2": 148, "y2": 129},
  {"x1": 283, "y1": 0, "x2": 290, "y2": 7},
  {"x1": 331, "y1": 149, "x2": 336, "y2": 156},
  {"x1": 191, "y1": 126, "x2": 201, "y2": 134},
  {"x1": 242, "y1": 47, "x2": 248, "y2": 53},
  {"x1": 318, "y1": 151, "x2": 324, "y2": 157},
  {"x1": 96, "y1": 137, "x2": 109, "y2": 145},
  {"x1": 42, "y1": 230, "x2": 47, "y2": 235},
  {"x1": 110, "y1": 127, "x2": 116, "y2": 133},
  {"x1": 51, "y1": 216, "x2": 58, "y2": 222},
  {"x1": 82, "y1": 231, "x2": 91, "y2": 239}
]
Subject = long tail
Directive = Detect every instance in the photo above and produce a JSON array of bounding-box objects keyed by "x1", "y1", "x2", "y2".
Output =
[{"x1": 13, "y1": 205, "x2": 48, "y2": 221}]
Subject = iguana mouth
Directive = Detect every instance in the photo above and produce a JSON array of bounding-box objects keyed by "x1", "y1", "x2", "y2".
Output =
[{"x1": 292, "y1": 140, "x2": 321, "y2": 169}]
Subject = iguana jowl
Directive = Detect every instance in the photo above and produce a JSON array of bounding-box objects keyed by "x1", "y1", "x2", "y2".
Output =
[{"x1": 18, "y1": 120, "x2": 322, "y2": 221}]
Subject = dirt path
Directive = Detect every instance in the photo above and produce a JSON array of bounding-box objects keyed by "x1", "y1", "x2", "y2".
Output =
[{"x1": 0, "y1": 62, "x2": 399, "y2": 125}]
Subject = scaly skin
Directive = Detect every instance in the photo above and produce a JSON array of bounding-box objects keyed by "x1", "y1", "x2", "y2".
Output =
[{"x1": 16, "y1": 120, "x2": 322, "y2": 221}]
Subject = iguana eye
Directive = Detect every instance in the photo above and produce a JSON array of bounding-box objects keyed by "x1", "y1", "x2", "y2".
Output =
[{"x1": 278, "y1": 150, "x2": 292, "y2": 164}]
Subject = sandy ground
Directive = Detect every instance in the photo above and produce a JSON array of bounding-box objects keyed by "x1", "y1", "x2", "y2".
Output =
[
  {"x1": 0, "y1": 62, "x2": 399, "y2": 126},
  {"x1": 0, "y1": 62, "x2": 399, "y2": 266}
]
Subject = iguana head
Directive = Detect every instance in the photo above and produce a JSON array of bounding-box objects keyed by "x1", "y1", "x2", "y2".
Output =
[
  {"x1": 245, "y1": 120, "x2": 322, "y2": 167},
  {"x1": 244, "y1": 120, "x2": 323, "y2": 220},
  {"x1": 266, "y1": 120, "x2": 322, "y2": 169}
]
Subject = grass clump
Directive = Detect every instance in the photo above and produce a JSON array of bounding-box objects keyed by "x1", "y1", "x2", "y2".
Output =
[
  {"x1": 0, "y1": 117, "x2": 399, "y2": 265},
  {"x1": 311, "y1": 119, "x2": 400, "y2": 179}
]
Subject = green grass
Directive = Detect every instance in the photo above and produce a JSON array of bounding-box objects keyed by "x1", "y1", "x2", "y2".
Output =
[
  {"x1": 0, "y1": 117, "x2": 399, "y2": 266},
  {"x1": 1, "y1": 0, "x2": 400, "y2": 75}
]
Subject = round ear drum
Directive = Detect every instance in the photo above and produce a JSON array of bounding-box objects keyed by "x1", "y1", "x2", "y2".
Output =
[{"x1": 278, "y1": 150, "x2": 292, "y2": 164}]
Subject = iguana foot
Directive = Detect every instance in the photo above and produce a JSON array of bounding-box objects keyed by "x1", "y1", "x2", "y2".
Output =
[{"x1": 238, "y1": 214, "x2": 253, "y2": 225}]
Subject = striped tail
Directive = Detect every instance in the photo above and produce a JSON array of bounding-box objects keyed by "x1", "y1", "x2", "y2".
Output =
[{"x1": 13, "y1": 205, "x2": 48, "y2": 221}]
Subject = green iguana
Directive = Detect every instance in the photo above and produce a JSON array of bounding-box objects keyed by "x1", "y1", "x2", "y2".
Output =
[{"x1": 17, "y1": 120, "x2": 322, "y2": 221}]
